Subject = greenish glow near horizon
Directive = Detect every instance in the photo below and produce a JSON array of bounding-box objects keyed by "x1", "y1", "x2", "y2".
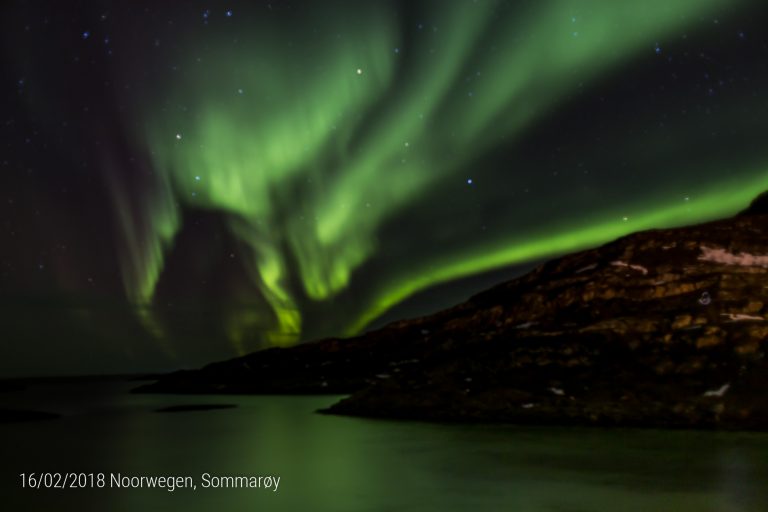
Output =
[
  {"x1": 347, "y1": 172, "x2": 768, "y2": 334},
  {"x1": 115, "y1": 0, "x2": 753, "y2": 351}
]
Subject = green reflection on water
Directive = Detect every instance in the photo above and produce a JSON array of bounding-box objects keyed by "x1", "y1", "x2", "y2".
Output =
[{"x1": 2, "y1": 382, "x2": 767, "y2": 512}]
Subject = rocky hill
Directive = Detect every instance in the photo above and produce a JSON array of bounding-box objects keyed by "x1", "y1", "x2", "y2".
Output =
[{"x1": 137, "y1": 194, "x2": 768, "y2": 429}]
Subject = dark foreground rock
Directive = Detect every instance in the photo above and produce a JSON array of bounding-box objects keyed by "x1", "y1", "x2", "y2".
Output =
[
  {"x1": 0, "y1": 409, "x2": 60, "y2": 423},
  {"x1": 139, "y1": 199, "x2": 768, "y2": 430}
]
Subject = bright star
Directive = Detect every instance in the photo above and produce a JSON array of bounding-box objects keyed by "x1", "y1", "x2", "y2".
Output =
[
  {"x1": 175, "y1": 133, "x2": 182, "y2": 140},
  {"x1": 356, "y1": 68, "x2": 363, "y2": 75},
  {"x1": 195, "y1": 176, "x2": 201, "y2": 181},
  {"x1": 467, "y1": 178, "x2": 473, "y2": 185}
]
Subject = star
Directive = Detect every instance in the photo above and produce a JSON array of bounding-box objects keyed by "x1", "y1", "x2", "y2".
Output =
[
  {"x1": 467, "y1": 178, "x2": 473, "y2": 185},
  {"x1": 175, "y1": 133, "x2": 182, "y2": 140},
  {"x1": 194, "y1": 175, "x2": 201, "y2": 181},
  {"x1": 226, "y1": 10, "x2": 233, "y2": 17},
  {"x1": 356, "y1": 68, "x2": 363, "y2": 75},
  {"x1": 81, "y1": 31, "x2": 90, "y2": 40}
]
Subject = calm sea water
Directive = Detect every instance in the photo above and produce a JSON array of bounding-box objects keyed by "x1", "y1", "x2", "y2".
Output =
[{"x1": 1, "y1": 380, "x2": 767, "y2": 512}]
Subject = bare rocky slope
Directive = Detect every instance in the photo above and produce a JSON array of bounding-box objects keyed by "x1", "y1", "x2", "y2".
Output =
[{"x1": 137, "y1": 193, "x2": 768, "y2": 429}]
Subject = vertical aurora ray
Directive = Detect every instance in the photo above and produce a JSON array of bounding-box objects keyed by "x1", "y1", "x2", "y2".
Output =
[
  {"x1": 105, "y1": 157, "x2": 181, "y2": 353},
  {"x1": 115, "y1": 0, "x2": 752, "y2": 350},
  {"x1": 137, "y1": 1, "x2": 402, "y2": 346}
]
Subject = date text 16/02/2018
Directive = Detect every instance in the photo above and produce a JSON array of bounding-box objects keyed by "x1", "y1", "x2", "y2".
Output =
[{"x1": 19, "y1": 472, "x2": 281, "y2": 492}]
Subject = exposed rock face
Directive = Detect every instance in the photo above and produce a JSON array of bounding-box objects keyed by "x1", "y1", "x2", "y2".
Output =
[{"x1": 138, "y1": 208, "x2": 768, "y2": 429}]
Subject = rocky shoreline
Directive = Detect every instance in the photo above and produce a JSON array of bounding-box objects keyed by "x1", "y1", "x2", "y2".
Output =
[{"x1": 136, "y1": 194, "x2": 768, "y2": 429}]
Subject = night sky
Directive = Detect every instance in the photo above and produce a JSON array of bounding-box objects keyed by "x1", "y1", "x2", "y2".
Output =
[{"x1": 2, "y1": 0, "x2": 768, "y2": 376}]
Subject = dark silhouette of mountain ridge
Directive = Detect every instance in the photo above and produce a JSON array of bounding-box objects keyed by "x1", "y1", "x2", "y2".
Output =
[{"x1": 138, "y1": 195, "x2": 768, "y2": 429}]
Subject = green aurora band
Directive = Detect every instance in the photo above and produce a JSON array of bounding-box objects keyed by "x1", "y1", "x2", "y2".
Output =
[{"x1": 113, "y1": 0, "x2": 763, "y2": 353}]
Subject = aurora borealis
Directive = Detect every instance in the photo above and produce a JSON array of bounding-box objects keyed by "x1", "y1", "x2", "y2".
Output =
[{"x1": 2, "y1": 0, "x2": 768, "y2": 375}]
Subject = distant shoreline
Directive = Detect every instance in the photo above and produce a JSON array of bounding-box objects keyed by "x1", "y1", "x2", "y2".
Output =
[{"x1": 0, "y1": 373, "x2": 166, "y2": 386}]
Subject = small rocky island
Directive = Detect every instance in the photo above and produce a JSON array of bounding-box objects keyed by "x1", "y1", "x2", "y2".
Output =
[
  {"x1": 155, "y1": 404, "x2": 236, "y2": 413},
  {"x1": 137, "y1": 193, "x2": 768, "y2": 430}
]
